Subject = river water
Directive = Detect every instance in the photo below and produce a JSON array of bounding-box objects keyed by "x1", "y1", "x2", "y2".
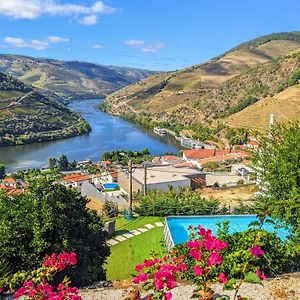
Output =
[{"x1": 0, "y1": 99, "x2": 180, "y2": 171}]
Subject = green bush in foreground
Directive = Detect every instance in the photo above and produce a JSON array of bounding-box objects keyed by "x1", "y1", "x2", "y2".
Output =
[{"x1": 0, "y1": 178, "x2": 110, "y2": 287}]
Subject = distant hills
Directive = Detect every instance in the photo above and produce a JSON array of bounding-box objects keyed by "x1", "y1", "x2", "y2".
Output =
[
  {"x1": 105, "y1": 32, "x2": 300, "y2": 141},
  {"x1": 0, "y1": 55, "x2": 156, "y2": 102},
  {"x1": 0, "y1": 71, "x2": 90, "y2": 146},
  {"x1": 0, "y1": 55, "x2": 156, "y2": 146}
]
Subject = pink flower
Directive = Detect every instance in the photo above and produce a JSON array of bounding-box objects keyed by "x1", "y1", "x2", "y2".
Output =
[
  {"x1": 189, "y1": 249, "x2": 201, "y2": 261},
  {"x1": 144, "y1": 259, "x2": 156, "y2": 267},
  {"x1": 218, "y1": 273, "x2": 228, "y2": 283},
  {"x1": 207, "y1": 252, "x2": 222, "y2": 266},
  {"x1": 213, "y1": 240, "x2": 227, "y2": 251},
  {"x1": 256, "y1": 269, "x2": 267, "y2": 280},
  {"x1": 0, "y1": 288, "x2": 3, "y2": 294},
  {"x1": 135, "y1": 264, "x2": 143, "y2": 272},
  {"x1": 133, "y1": 272, "x2": 149, "y2": 284},
  {"x1": 164, "y1": 291, "x2": 172, "y2": 300},
  {"x1": 192, "y1": 265, "x2": 203, "y2": 276},
  {"x1": 186, "y1": 240, "x2": 198, "y2": 249},
  {"x1": 250, "y1": 245, "x2": 265, "y2": 257}
]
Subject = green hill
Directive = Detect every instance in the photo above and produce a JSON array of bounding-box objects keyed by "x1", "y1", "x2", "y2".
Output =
[
  {"x1": 104, "y1": 32, "x2": 300, "y2": 142},
  {"x1": 0, "y1": 72, "x2": 90, "y2": 147},
  {"x1": 0, "y1": 55, "x2": 156, "y2": 101}
]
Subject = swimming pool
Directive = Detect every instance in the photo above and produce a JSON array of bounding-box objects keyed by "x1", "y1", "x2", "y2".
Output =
[
  {"x1": 102, "y1": 183, "x2": 119, "y2": 190},
  {"x1": 165, "y1": 215, "x2": 290, "y2": 248}
]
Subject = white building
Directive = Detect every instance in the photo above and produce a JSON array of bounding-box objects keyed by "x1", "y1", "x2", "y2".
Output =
[{"x1": 118, "y1": 165, "x2": 205, "y2": 194}]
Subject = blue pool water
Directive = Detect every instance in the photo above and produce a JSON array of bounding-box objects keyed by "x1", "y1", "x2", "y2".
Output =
[
  {"x1": 167, "y1": 215, "x2": 290, "y2": 245},
  {"x1": 103, "y1": 183, "x2": 119, "y2": 189}
]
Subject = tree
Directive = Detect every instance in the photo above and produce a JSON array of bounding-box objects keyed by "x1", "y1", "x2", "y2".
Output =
[
  {"x1": 0, "y1": 164, "x2": 5, "y2": 179},
  {"x1": 101, "y1": 151, "x2": 110, "y2": 161},
  {"x1": 252, "y1": 121, "x2": 300, "y2": 235},
  {"x1": 0, "y1": 178, "x2": 110, "y2": 286},
  {"x1": 48, "y1": 157, "x2": 57, "y2": 170},
  {"x1": 58, "y1": 154, "x2": 69, "y2": 171}
]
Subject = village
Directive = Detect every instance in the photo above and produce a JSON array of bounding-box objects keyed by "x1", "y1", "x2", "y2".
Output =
[{"x1": 0, "y1": 137, "x2": 259, "y2": 215}]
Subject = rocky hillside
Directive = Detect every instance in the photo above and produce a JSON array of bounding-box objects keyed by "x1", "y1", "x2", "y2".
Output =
[
  {"x1": 0, "y1": 71, "x2": 90, "y2": 146},
  {"x1": 104, "y1": 32, "x2": 300, "y2": 140},
  {"x1": 0, "y1": 55, "x2": 156, "y2": 101}
]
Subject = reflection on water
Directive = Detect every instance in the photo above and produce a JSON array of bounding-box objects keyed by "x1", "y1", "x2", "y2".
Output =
[{"x1": 0, "y1": 99, "x2": 180, "y2": 171}]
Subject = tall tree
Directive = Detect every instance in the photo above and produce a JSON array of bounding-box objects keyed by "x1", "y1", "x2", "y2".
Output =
[
  {"x1": 0, "y1": 164, "x2": 5, "y2": 179},
  {"x1": 252, "y1": 121, "x2": 300, "y2": 235},
  {"x1": 48, "y1": 157, "x2": 57, "y2": 170},
  {"x1": 0, "y1": 178, "x2": 110, "y2": 286},
  {"x1": 58, "y1": 154, "x2": 69, "y2": 171}
]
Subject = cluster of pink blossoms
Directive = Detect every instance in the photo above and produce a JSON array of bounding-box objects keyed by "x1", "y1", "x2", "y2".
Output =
[
  {"x1": 14, "y1": 281, "x2": 81, "y2": 300},
  {"x1": 42, "y1": 252, "x2": 77, "y2": 271},
  {"x1": 186, "y1": 225, "x2": 228, "y2": 283},
  {"x1": 14, "y1": 252, "x2": 81, "y2": 300},
  {"x1": 133, "y1": 256, "x2": 187, "y2": 300}
]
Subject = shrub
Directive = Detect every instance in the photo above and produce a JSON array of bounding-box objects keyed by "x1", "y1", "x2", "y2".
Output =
[
  {"x1": 0, "y1": 252, "x2": 81, "y2": 299},
  {"x1": 103, "y1": 200, "x2": 119, "y2": 218},
  {"x1": 135, "y1": 188, "x2": 224, "y2": 216},
  {"x1": 0, "y1": 178, "x2": 110, "y2": 287},
  {"x1": 216, "y1": 221, "x2": 294, "y2": 276}
]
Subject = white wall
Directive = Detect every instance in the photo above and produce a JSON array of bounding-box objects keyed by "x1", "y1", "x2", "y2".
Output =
[{"x1": 148, "y1": 178, "x2": 191, "y2": 192}]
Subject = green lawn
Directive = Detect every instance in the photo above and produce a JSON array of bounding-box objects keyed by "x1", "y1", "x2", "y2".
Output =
[
  {"x1": 105, "y1": 226, "x2": 165, "y2": 280},
  {"x1": 115, "y1": 216, "x2": 164, "y2": 235}
]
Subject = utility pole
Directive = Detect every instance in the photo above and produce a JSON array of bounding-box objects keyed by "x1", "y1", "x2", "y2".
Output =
[
  {"x1": 128, "y1": 160, "x2": 133, "y2": 218},
  {"x1": 144, "y1": 164, "x2": 147, "y2": 196}
]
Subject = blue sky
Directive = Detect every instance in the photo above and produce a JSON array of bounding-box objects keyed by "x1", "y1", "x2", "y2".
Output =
[{"x1": 0, "y1": 0, "x2": 299, "y2": 71}]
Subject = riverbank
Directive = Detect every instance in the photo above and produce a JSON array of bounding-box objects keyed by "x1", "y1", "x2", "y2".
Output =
[{"x1": 0, "y1": 99, "x2": 179, "y2": 172}]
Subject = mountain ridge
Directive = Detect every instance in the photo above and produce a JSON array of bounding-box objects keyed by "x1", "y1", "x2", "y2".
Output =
[
  {"x1": 104, "y1": 32, "x2": 300, "y2": 142},
  {"x1": 0, "y1": 54, "x2": 156, "y2": 101}
]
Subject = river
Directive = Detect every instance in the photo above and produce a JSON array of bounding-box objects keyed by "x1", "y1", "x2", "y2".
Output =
[{"x1": 0, "y1": 99, "x2": 180, "y2": 172}]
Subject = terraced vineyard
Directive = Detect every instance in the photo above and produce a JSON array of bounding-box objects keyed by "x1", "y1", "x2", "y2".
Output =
[{"x1": 0, "y1": 72, "x2": 90, "y2": 146}]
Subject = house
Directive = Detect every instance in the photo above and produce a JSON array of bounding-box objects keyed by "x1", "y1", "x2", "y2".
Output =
[
  {"x1": 118, "y1": 165, "x2": 206, "y2": 194},
  {"x1": 1, "y1": 178, "x2": 27, "y2": 189},
  {"x1": 246, "y1": 139, "x2": 260, "y2": 149},
  {"x1": 0, "y1": 184, "x2": 23, "y2": 196},
  {"x1": 182, "y1": 149, "x2": 250, "y2": 168},
  {"x1": 231, "y1": 164, "x2": 255, "y2": 181},
  {"x1": 151, "y1": 155, "x2": 191, "y2": 167},
  {"x1": 92, "y1": 170, "x2": 118, "y2": 185},
  {"x1": 60, "y1": 173, "x2": 91, "y2": 188}
]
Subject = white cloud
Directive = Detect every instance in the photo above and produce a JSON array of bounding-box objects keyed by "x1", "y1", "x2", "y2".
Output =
[
  {"x1": 4, "y1": 37, "x2": 49, "y2": 50},
  {"x1": 79, "y1": 14, "x2": 98, "y2": 25},
  {"x1": 142, "y1": 43, "x2": 165, "y2": 53},
  {"x1": 92, "y1": 44, "x2": 103, "y2": 49},
  {"x1": 0, "y1": 1, "x2": 116, "y2": 24},
  {"x1": 46, "y1": 36, "x2": 70, "y2": 43},
  {"x1": 124, "y1": 39, "x2": 145, "y2": 47},
  {"x1": 3, "y1": 35, "x2": 70, "y2": 50},
  {"x1": 124, "y1": 39, "x2": 165, "y2": 53}
]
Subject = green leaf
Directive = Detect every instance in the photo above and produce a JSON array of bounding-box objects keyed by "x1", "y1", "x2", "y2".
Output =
[
  {"x1": 244, "y1": 271, "x2": 262, "y2": 285},
  {"x1": 223, "y1": 278, "x2": 236, "y2": 290}
]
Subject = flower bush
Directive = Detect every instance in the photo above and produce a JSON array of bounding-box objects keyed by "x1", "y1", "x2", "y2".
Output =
[
  {"x1": 0, "y1": 252, "x2": 81, "y2": 300},
  {"x1": 133, "y1": 226, "x2": 267, "y2": 300}
]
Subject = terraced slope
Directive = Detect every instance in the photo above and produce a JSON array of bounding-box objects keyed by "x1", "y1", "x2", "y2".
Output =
[
  {"x1": 0, "y1": 55, "x2": 156, "y2": 101},
  {"x1": 105, "y1": 32, "x2": 300, "y2": 116},
  {"x1": 0, "y1": 72, "x2": 90, "y2": 146},
  {"x1": 226, "y1": 83, "x2": 300, "y2": 131}
]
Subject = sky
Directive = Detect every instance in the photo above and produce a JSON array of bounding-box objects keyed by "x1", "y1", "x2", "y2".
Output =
[{"x1": 0, "y1": 0, "x2": 299, "y2": 71}]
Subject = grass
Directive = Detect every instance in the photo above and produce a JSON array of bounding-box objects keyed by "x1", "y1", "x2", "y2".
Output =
[
  {"x1": 105, "y1": 226, "x2": 165, "y2": 280},
  {"x1": 115, "y1": 216, "x2": 164, "y2": 235}
]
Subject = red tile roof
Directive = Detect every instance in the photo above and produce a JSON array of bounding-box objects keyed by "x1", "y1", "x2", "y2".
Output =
[
  {"x1": 109, "y1": 171, "x2": 118, "y2": 178},
  {"x1": 102, "y1": 160, "x2": 112, "y2": 165},
  {"x1": 2, "y1": 177, "x2": 16, "y2": 183},
  {"x1": 183, "y1": 149, "x2": 250, "y2": 159},
  {"x1": 62, "y1": 174, "x2": 90, "y2": 183}
]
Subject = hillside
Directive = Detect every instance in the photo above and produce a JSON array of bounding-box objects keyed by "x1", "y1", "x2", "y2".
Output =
[
  {"x1": 104, "y1": 32, "x2": 300, "y2": 141},
  {"x1": 0, "y1": 72, "x2": 90, "y2": 147},
  {"x1": 226, "y1": 83, "x2": 300, "y2": 131},
  {"x1": 0, "y1": 55, "x2": 156, "y2": 101}
]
